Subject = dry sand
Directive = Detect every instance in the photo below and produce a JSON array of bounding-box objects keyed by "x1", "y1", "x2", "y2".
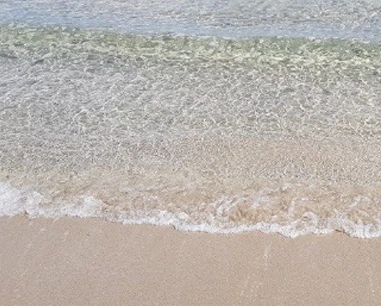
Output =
[{"x1": 1, "y1": 216, "x2": 381, "y2": 306}]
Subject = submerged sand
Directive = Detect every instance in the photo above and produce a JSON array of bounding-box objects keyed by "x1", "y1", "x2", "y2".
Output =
[{"x1": 1, "y1": 216, "x2": 381, "y2": 305}]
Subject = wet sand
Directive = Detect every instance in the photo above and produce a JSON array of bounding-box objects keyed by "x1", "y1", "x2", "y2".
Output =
[{"x1": 1, "y1": 216, "x2": 381, "y2": 305}]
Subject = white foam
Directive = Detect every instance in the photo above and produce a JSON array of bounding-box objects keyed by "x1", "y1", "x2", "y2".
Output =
[
  {"x1": 0, "y1": 182, "x2": 46, "y2": 216},
  {"x1": 2, "y1": 181, "x2": 381, "y2": 238},
  {"x1": 0, "y1": 182, "x2": 102, "y2": 219}
]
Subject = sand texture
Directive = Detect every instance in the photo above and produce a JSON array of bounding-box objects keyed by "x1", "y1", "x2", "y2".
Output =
[{"x1": 1, "y1": 216, "x2": 381, "y2": 305}]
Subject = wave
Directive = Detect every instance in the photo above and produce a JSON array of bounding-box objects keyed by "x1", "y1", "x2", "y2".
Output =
[{"x1": 2, "y1": 180, "x2": 381, "y2": 238}]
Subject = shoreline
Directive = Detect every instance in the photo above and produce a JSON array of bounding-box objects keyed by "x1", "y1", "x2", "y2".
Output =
[{"x1": 1, "y1": 216, "x2": 381, "y2": 305}]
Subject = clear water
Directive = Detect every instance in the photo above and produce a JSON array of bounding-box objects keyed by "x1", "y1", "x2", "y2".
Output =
[{"x1": 1, "y1": 1, "x2": 381, "y2": 237}]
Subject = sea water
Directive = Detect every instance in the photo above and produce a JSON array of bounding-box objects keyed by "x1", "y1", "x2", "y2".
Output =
[{"x1": 1, "y1": 1, "x2": 381, "y2": 237}]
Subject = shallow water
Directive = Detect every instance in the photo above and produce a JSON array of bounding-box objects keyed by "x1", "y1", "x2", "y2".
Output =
[{"x1": 1, "y1": 2, "x2": 381, "y2": 237}]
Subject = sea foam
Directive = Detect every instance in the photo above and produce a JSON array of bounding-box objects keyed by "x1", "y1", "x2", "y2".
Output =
[{"x1": 2, "y1": 181, "x2": 381, "y2": 238}]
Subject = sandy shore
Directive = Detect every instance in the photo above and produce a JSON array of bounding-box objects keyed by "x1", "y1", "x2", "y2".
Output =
[{"x1": 1, "y1": 216, "x2": 381, "y2": 305}]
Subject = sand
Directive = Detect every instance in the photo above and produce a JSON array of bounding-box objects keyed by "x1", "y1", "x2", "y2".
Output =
[{"x1": 1, "y1": 216, "x2": 381, "y2": 305}]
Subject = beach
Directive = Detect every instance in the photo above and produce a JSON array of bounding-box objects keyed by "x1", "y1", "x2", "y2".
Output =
[
  {"x1": 1, "y1": 1, "x2": 381, "y2": 304},
  {"x1": 1, "y1": 216, "x2": 381, "y2": 305}
]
